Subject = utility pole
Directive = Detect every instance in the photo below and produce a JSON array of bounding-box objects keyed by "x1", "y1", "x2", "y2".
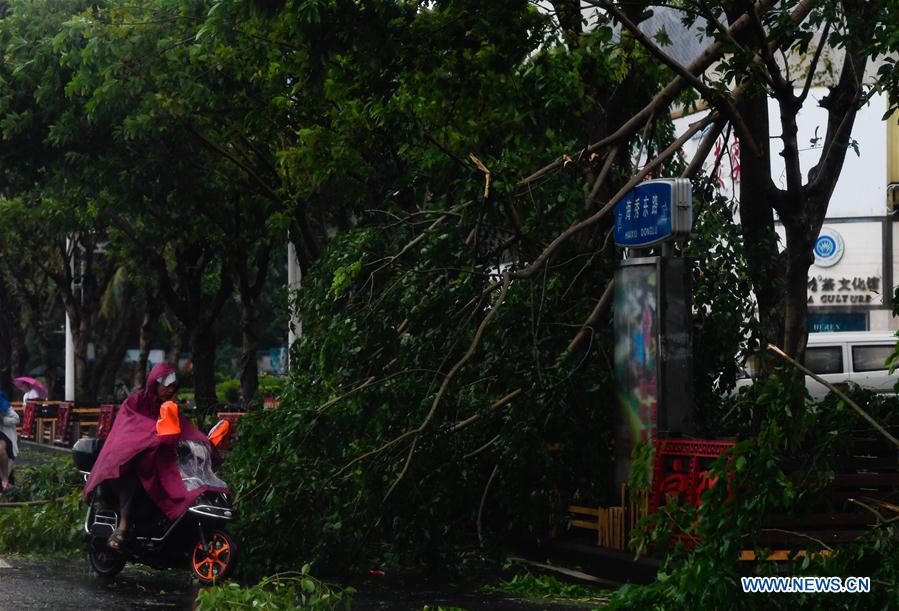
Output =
[{"x1": 64, "y1": 237, "x2": 75, "y2": 401}]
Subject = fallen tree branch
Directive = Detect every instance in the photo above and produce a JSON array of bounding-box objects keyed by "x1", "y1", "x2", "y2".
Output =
[
  {"x1": 767, "y1": 344, "x2": 899, "y2": 449},
  {"x1": 368, "y1": 202, "x2": 470, "y2": 272},
  {"x1": 314, "y1": 369, "x2": 443, "y2": 416},
  {"x1": 513, "y1": 112, "x2": 717, "y2": 281},
  {"x1": 477, "y1": 464, "x2": 499, "y2": 548},
  {"x1": 450, "y1": 388, "x2": 522, "y2": 432},
  {"x1": 847, "y1": 498, "x2": 899, "y2": 525},
  {"x1": 584, "y1": 145, "x2": 619, "y2": 212},
  {"x1": 333, "y1": 272, "x2": 512, "y2": 483},
  {"x1": 860, "y1": 496, "x2": 899, "y2": 515},
  {"x1": 564, "y1": 281, "x2": 614, "y2": 357},
  {"x1": 470, "y1": 154, "x2": 492, "y2": 202},
  {"x1": 384, "y1": 435, "x2": 419, "y2": 502},
  {"x1": 507, "y1": 556, "x2": 621, "y2": 589},
  {"x1": 464, "y1": 434, "x2": 501, "y2": 460},
  {"x1": 681, "y1": 117, "x2": 727, "y2": 181},
  {"x1": 518, "y1": 0, "x2": 786, "y2": 187},
  {"x1": 0, "y1": 496, "x2": 67, "y2": 507},
  {"x1": 757, "y1": 528, "x2": 834, "y2": 552},
  {"x1": 596, "y1": 0, "x2": 761, "y2": 159},
  {"x1": 423, "y1": 269, "x2": 511, "y2": 433},
  {"x1": 316, "y1": 376, "x2": 376, "y2": 414},
  {"x1": 469, "y1": 154, "x2": 493, "y2": 250}
]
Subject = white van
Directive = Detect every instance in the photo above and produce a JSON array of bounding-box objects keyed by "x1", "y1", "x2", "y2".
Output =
[{"x1": 736, "y1": 331, "x2": 898, "y2": 399}]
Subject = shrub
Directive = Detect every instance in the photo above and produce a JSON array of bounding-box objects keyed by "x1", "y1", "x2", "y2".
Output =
[
  {"x1": 194, "y1": 566, "x2": 354, "y2": 610},
  {"x1": 0, "y1": 455, "x2": 83, "y2": 555},
  {"x1": 611, "y1": 378, "x2": 899, "y2": 610},
  {"x1": 216, "y1": 379, "x2": 242, "y2": 406}
]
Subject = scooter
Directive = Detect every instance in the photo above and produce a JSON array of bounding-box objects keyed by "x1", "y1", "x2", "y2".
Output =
[{"x1": 72, "y1": 435, "x2": 237, "y2": 584}]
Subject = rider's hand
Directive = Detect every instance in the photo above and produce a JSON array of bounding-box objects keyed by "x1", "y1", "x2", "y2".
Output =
[{"x1": 156, "y1": 400, "x2": 181, "y2": 440}]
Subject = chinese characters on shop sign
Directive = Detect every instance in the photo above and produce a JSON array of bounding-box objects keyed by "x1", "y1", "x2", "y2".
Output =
[{"x1": 807, "y1": 275, "x2": 880, "y2": 305}]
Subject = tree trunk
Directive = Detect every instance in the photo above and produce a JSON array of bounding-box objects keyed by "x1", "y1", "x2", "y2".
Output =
[
  {"x1": 150, "y1": 246, "x2": 231, "y2": 414},
  {"x1": 238, "y1": 296, "x2": 259, "y2": 405},
  {"x1": 191, "y1": 325, "x2": 218, "y2": 413},
  {"x1": 782, "y1": 221, "x2": 815, "y2": 364},
  {"x1": 736, "y1": 89, "x2": 786, "y2": 355},
  {"x1": 235, "y1": 244, "x2": 271, "y2": 407},
  {"x1": 95, "y1": 298, "x2": 137, "y2": 402},
  {"x1": 73, "y1": 320, "x2": 91, "y2": 403},
  {"x1": 0, "y1": 319, "x2": 12, "y2": 398},
  {"x1": 134, "y1": 297, "x2": 161, "y2": 390},
  {"x1": 36, "y1": 333, "x2": 60, "y2": 400},
  {"x1": 10, "y1": 330, "x2": 27, "y2": 388},
  {"x1": 0, "y1": 284, "x2": 20, "y2": 397},
  {"x1": 167, "y1": 318, "x2": 185, "y2": 367},
  {"x1": 549, "y1": 0, "x2": 583, "y2": 49},
  {"x1": 135, "y1": 322, "x2": 151, "y2": 390}
]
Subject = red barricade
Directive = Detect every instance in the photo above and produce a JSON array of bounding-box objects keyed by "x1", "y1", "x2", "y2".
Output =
[
  {"x1": 53, "y1": 403, "x2": 73, "y2": 445},
  {"x1": 19, "y1": 403, "x2": 36, "y2": 440},
  {"x1": 97, "y1": 404, "x2": 117, "y2": 439},
  {"x1": 650, "y1": 439, "x2": 735, "y2": 513}
]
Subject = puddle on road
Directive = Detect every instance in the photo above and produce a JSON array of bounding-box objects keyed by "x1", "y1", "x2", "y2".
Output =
[
  {"x1": 89, "y1": 565, "x2": 201, "y2": 609},
  {"x1": 0, "y1": 556, "x2": 201, "y2": 610}
]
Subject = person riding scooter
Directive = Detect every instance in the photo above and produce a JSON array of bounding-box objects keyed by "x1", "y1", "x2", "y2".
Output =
[{"x1": 83, "y1": 363, "x2": 220, "y2": 550}]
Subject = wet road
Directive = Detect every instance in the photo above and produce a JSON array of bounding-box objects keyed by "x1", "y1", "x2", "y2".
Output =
[
  {"x1": 0, "y1": 555, "x2": 196, "y2": 610},
  {"x1": 4, "y1": 445, "x2": 604, "y2": 609},
  {"x1": 0, "y1": 554, "x2": 608, "y2": 609}
]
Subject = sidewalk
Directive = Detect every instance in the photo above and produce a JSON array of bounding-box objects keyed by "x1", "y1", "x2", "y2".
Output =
[{"x1": 15, "y1": 439, "x2": 70, "y2": 467}]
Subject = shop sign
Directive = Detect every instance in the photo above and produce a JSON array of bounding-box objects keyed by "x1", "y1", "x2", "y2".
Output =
[
  {"x1": 814, "y1": 227, "x2": 845, "y2": 268},
  {"x1": 807, "y1": 275, "x2": 880, "y2": 305},
  {"x1": 808, "y1": 313, "x2": 868, "y2": 332}
]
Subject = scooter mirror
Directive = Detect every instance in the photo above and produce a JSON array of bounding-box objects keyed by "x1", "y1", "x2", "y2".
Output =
[{"x1": 208, "y1": 418, "x2": 231, "y2": 447}]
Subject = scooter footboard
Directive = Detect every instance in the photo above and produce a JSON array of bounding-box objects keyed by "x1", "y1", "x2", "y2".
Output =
[{"x1": 84, "y1": 490, "x2": 118, "y2": 539}]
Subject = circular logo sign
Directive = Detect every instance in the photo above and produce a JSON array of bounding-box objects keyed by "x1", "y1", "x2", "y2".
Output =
[{"x1": 814, "y1": 227, "x2": 844, "y2": 268}]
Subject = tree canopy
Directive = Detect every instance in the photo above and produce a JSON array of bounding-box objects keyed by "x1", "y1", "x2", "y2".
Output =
[{"x1": 0, "y1": 1, "x2": 898, "y2": 601}]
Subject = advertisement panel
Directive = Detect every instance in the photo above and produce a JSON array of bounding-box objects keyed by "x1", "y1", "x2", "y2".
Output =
[{"x1": 614, "y1": 263, "x2": 659, "y2": 478}]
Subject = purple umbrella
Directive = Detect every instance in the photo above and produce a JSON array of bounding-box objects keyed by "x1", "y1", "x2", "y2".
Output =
[{"x1": 14, "y1": 376, "x2": 48, "y2": 400}]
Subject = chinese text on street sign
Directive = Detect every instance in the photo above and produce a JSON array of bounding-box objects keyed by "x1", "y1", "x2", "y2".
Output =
[{"x1": 614, "y1": 179, "x2": 692, "y2": 248}]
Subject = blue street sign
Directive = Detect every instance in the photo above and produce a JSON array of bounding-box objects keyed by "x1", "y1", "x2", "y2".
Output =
[{"x1": 614, "y1": 179, "x2": 692, "y2": 247}]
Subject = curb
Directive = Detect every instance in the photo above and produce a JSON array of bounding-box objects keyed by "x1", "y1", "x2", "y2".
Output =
[{"x1": 19, "y1": 440, "x2": 71, "y2": 455}]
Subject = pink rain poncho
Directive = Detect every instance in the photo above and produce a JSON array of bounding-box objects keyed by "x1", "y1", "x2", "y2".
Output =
[{"x1": 83, "y1": 363, "x2": 221, "y2": 520}]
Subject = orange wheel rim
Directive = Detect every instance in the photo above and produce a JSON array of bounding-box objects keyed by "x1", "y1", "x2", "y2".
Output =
[{"x1": 192, "y1": 532, "x2": 231, "y2": 581}]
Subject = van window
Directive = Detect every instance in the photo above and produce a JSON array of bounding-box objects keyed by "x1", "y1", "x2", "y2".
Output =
[
  {"x1": 852, "y1": 345, "x2": 895, "y2": 373},
  {"x1": 806, "y1": 346, "x2": 842, "y2": 374}
]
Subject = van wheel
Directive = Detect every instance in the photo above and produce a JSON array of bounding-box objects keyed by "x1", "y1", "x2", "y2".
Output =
[
  {"x1": 191, "y1": 529, "x2": 236, "y2": 584},
  {"x1": 88, "y1": 545, "x2": 125, "y2": 578}
]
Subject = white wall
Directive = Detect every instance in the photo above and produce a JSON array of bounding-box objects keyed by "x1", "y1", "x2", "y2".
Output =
[
  {"x1": 675, "y1": 90, "x2": 895, "y2": 331},
  {"x1": 675, "y1": 90, "x2": 888, "y2": 218},
  {"x1": 776, "y1": 221, "x2": 884, "y2": 304}
]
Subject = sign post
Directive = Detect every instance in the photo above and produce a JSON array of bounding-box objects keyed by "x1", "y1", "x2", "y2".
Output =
[{"x1": 612, "y1": 179, "x2": 693, "y2": 483}]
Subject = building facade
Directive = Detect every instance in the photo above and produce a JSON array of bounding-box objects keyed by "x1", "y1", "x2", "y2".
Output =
[{"x1": 676, "y1": 90, "x2": 899, "y2": 332}]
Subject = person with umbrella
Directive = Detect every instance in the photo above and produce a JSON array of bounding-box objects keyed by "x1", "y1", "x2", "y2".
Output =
[
  {"x1": 14, "y1": 376, "x2": 47, "y2": 403},
  {"x1": 2, "y1": 376, "x2": 46, "y2": 492}
]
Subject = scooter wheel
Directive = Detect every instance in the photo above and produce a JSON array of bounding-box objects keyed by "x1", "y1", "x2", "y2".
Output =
[
  {"x1": 191, "y1": 529, "x2": 236, "y2": 584},
  {"x1": 88, "y1": 545, "x2": 125, "y2": 578}
]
